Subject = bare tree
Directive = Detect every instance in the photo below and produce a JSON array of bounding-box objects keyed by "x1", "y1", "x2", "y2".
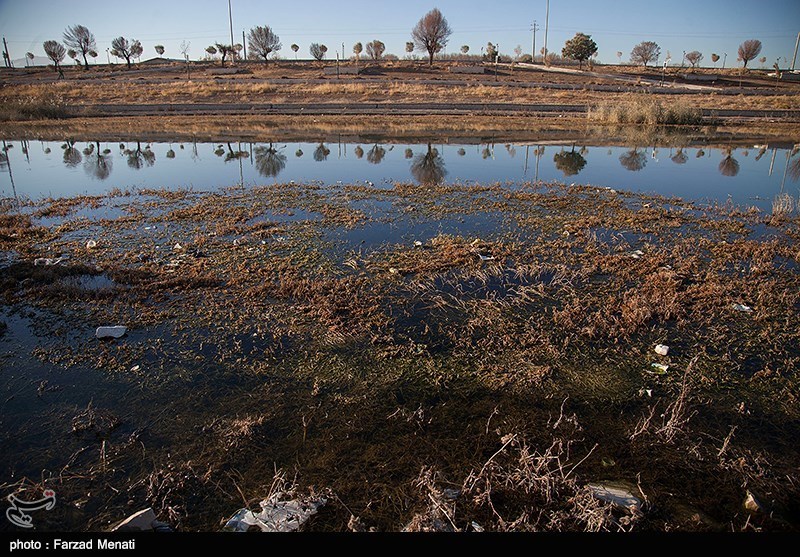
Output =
[
  {"x1": 310, "y1": 43, "x2": 326, "y2": 61},
  {"x1": 737, "y1": 39, "x2": 762, "y2": 69},
  {"x1": 110, "y1": 37, "x2": 143, "y2": 69},
  {"x1": 291, "y1": 43, "x2": 299, "y2": 59},
  {"x1": 685, "y1": 51, "x2": 703, "y2": 68},
  {"x1": 461, "y1": 45, "x2": 469, "y2": 55},
  {"x1": 405, "y1": 41, "x2": 414, "y2": 56},
  {"x1": 616, "y1": 51, "x2": 623, "y2": 64},
  {"x1": 155, "y1": 45, "x2": 165, "y2": 57},
  {"x1": 711, "y1": 53, "x2": 720, "y2": 67},
  {"x1": 411, "y1": 8, "x2": 452, "y2": 66},
  {"x1": 248, "y1": 26, "x2": 282, "y2": 64},
  {"x1": 180, "y1": 41, "x2": 190, "y2": 60},
  {"x1": 366, "y1": 40, "x2": 386, "y2": 61},
  {"x1": 630, "y1": 41, "x2": 660, "y2": 67},
  {"x1": 43, "y1": 40, "x2": 66, "y2": 73},
  {"x1": 205, "y1": 45, "x2": 218, "y2": 58},
  {"x1": 352, "y1": 42, "x2": 362, "y2": 62},
  {"x1": 63, "y1": 24, "x2": 95, "y2": 68},
  {"x1": 411, "y1": 144, "x2": 447, "y2": 185},
  {"x1": 25, "y1": 52, "x2": 34, "y2": 67}
]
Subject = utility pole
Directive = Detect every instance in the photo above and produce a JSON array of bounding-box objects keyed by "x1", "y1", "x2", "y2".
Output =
[
  {"x1": 543, "y1": 0, "x2": 549, "y2": 63},
  {"x1": 531, "y1": 21, "x2": 538, "y2": 62},
  {"x1": 228, "y1": 0, "x2": 234, "y2": 52},
  {"x1": 2, "y1": 38, "x2": 12, "y2": 68},
  {"x1": 242, "y1": 30, "x2": 246, "y2": 60},
  {"x1": 722, "y1": 52, "x2": 727, "y2": 70},
  {"x1": 792, "y1": 31, "x2": 799, "y2": 71}
]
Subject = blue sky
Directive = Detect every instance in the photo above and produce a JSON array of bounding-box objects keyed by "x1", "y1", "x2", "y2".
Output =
[{"x1": 1, "y1": 0, "x2": 798, "y2": 66}]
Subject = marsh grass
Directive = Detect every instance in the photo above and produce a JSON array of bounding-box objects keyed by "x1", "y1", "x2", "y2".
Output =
[{"x1": 588, "y1": 96, "x2": 704, "y2": 127}]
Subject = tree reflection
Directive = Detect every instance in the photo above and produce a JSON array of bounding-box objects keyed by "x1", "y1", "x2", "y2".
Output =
[
  {"x1": 84, "y1": 141, "x2": 113, "y2": 180},
  {"x1": 553, "y1": 147, "x2": 587, "y2": 176},
  {"x1": 670, "y1": 148, "x2": 688, "y2": 165},
  {"x1": 719, "y1": 148, "x2": 739, "y2": 177},
  {"x1": 404, "y1": 148, "x2": 413, "y2": 159},
  {"x1": 125, "y1": 142, "x2": 156, "y2": 170},
  {"x1": 224, "y1": 143, "x2": 248, "y2": 162},
  {"x1": 410, "y1": 143, "x2": 447, "y2": 185},
  {"x1": 254, "y1": 143, "x2": 287, "y2": 178},
  {"x1": 63, "y1": 140, "x2": 82, "y2": 168},
  {"x1": 619, "y1": 148, "x2": 647, "y2": 172},
  {"x1": 313, "y1": 143, "x2": 330, "y2": 162},
  {"x1": 367, "y1": 144, "x2": 386, "y2": 164},
  {"x1": 353, "y1": 146, "x2": 364, "y2": 159},
  {"x1": 789, "y1": 154, "x2": 800, "y2": 182}
]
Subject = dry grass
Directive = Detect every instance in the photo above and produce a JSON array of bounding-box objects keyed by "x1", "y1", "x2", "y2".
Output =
[{"x1": 589, "y1": 96, "x2": 704, "y2": 126}]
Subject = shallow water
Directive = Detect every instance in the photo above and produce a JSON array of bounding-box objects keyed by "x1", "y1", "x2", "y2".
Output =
[{"x1": 2, "y1": 139, "x2": 798, "y2": 210}]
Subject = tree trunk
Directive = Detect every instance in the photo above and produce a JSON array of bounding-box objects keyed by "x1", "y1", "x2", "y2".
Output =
[
  {"x1": 429, "y1": 50, "x2": 434, "y2": 66},
  {"x1": 82, "y1": 52, "x2": 88, "y2": 68},
  {"x1": 125, "y1": 56, "x2": 131, "y2": 70}
]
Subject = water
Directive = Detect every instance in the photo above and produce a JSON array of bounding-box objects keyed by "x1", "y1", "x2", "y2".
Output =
[{"x1": 2, "y1": 139, "x2": 798, "y2": 210}]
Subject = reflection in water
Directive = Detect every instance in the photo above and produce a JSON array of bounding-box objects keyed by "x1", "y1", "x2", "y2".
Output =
[
  {"x1": 354, "y1": 146, "x2": 364, "y2": 159},
  {"x1": 457, "y1": 148, "x2": 466, "y2": 157},
  {"x1": 295, "y1": 149, "x2": 303, "y2": 157},
  {"x1": 404, "y1": 148, "x2": 413, "y2": 159},
  {"x1": 719, "y1": 154, "x2": 740, "y2": 177},
  {"x1": 254, "y1": 144, "x2": 287, "y2": 178},
  {"x1": 367, "y1": 145, "x2": 386, "y2": 165},
  {"x1": 224, "y1": 143, "x2": 248, "y2": 163},
  {"x1": 670, "y1": 148, "x2": 688, "y2": 165},
  {"x1": 553, "y1": 148, "x2": 587, "y2": 177},
  {"x1": 166, "y1": 149, "x2": 176, "y2": 159},
  {"x1": 125, "y1": 142, "x2": 156, "y2": 170},
  {"x1": 84, "y1": 141, "x2": 113, "y2": 180},
  {"x1": 314, "y1": 143, "x2": 330, "y2": 162},
  {"x1": 63, "y1": 141, "x2": 82, "y2": 168},
  {"x1": 410, "y1": 143, "x2": 447, "y2": 185},
  {"x1": 619, "y1": 148, "x2": 647, "y2": 172}
]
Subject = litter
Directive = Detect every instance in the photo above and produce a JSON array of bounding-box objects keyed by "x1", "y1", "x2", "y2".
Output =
[
  {"x1": 34, "y1": 256, "x2": 69, "y2": 266},
  {"x1": 130, "y1": 365, "x2": 141, "y2": 372},
  {"x1": 414, "y1": 241, "x2": 423, "y2": 247},
  {"x1": 96, "y1": 326, "x2": 127, "y2": 340},
  {"x1": 648, "y1": 363, "x2": 669, "y2": 374},
  {"x1": 86, "y1": 240, "x2": 97, "y2": 249},
  {"x1": 223, "y1": 492, "x2": 327, "y2": 532},
  {"x1": 389, "y1": 267, "x2": 400, "y2": 275},
  {"x1": 654, "y1": 344, "x2": 669, "y2": 356},
  {"x1": 111, "y1": 508, "x2": 172, "y2": 532},
  {"x1": 732, "y1": 303, "x2": 753, "y2": 313},
  {"x1": 630, "y1": 250, "x2": 644, "y2": 259},
  {"x1": 478, "y1": 254, "x2": 495, "y2": 261},
  {"x1": 587, "y1": 482, "x2": 643, "y2": 512},
  {"x1": 173, "y1": 243, "x2": 183, "y2": 251}
]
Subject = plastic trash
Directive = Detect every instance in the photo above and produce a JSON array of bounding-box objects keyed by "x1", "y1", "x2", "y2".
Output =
[
  {"x1": 732, "y1": 303, "x2": 752, "y2": 313},
  {"x1": 174, "y1": 243, "x2": 183, "y2": 251},
  {"x1": 649, "y1": 363, "x2": 669, "y2": 374},
  {"x1": 86, "y1": 240, "x2": 97, "y2": 249},
  {"x1": 96, "y1": 326, "x2": 127, "y2": 339},
  {"x1": 222, "y1": 492, "x2": 327, "y2": 532},
  {"x1": 654, "y1": 344, "x2": 669, "y2": 356},
  {"x1": 34, "y1": 256, "x2": 69, "y2": 266},
  {"x1": 389, "y1": 267, "x2": 400, "y2": 275},
  {"x1": 478, "y1": 254, "x2": 495, "y2": 261},
  {"x1": 587, "y1": 482, "x2": 642, "y2": 512},
  {"x1": 414, "y1": 241, "x2": 423, "y2": 247},
  {"x1": 630, "y1": 250, "x2": 644, "y2": 259},
  {"x1": 111, "y1": 508, "x2": 172, "y2": 532}
]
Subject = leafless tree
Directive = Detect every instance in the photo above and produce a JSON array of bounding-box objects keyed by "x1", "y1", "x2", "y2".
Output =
[
  {"x1": 514, "y1": 45, "x2": 523, "y2": 60},
  {"x1": 310, "y1": 43, "x2": 326, "y2": 61},
  {"x1": 685, "y1": 51, "x2": 703, "y2": 68},
  {"x1": 63, "y1": 25, "x2": 95, "y2": 68},
  {"x1": 411, "y1": 144, "x2": 447, "y2": 185},
  {"x1": 711, "y1": 53, "x2": 720, "y2": 67},
  {"x1": 406, "y1": 41, "x2": 415, "y2": 55},
  {"x1": 111, "y1": 37, "x2": 143, "y2": 69},
  {"x1": 291, "y1": 44, "x2": 299, "y2": 59},
  {"x1": 25, "y1": 52, "x2": 34, "y2": 67},
  {"x1": 719, "y1": 155, "x2": 740, "y2": 177},
  {"x1": 352, "y1": 42, "x2": 362, "y2": 62},
  {"x1": 248, "y1": 26, "x2": 282, "y2": 65},
  {"x1": 367, "y1": 144, "x2": 386, "y2": 164},
  {"x1": 737, "y1": 40, "x2": 762, "y2": 69},
  {"x1": 630, "y1": 41, "x2": 660, "y2": 67},
  {"x1": 366, "y1": 40, "x2": 386, "y2": 61},
  {"x1": 411, "y1": 8, "x2": 452, "y2": 66},
  {"x1": 125, "y1": 142, "x2": 155, "y2": 170},
  {"x1": 758, "y1": 56, "x2": 767, "y2": 66},
  {"x1": 616, "y1": 51, "x2": 623, "y2": 64},
  {"x1": 254, "y1": 144, "x2": 287, "y2": 177},
  {"x1": 43, "y1": 41, "x2": 66, "y2": 73},
  {"x1": 84, "y1": 142, "x2": 113, "y2": 180},
  {"x1": 155, "y1": 45, "x2": 165, "y2": 57}
]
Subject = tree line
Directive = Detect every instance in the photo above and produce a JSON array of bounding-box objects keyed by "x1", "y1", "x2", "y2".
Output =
[{"x1": 38, "y1": 10, "x2": 767, "y2": 74}]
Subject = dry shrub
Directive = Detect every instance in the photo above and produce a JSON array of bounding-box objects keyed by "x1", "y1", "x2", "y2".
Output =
[{"x1": 589, "y1": 96, "x2": 703, "y2": 127}]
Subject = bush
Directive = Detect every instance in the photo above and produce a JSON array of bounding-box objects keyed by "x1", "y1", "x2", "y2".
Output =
[{"x1": 588, "y1": 96, "x2": 703, "y2": 126}]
